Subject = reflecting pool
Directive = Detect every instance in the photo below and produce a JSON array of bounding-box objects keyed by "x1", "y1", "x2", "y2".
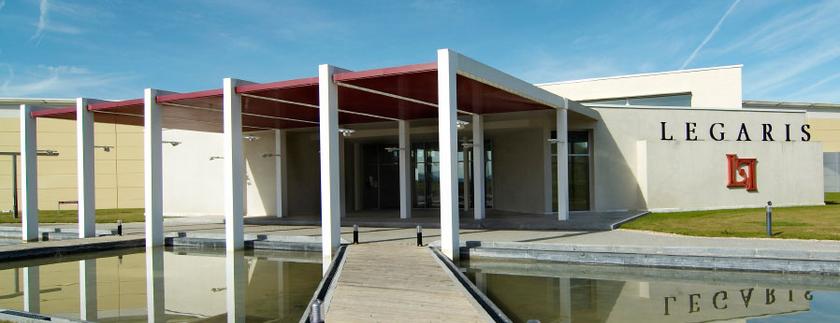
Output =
[
  {"x1": 462, "y1": 258, "x2": 840, "y2": 323},
  {"x1": 0, "y1": 247, "x2": 322, "y2": 322}
]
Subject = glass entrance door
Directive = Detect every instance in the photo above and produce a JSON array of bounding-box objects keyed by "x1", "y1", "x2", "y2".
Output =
[
  {"x1": 413, "y1": 143, "x2": 440, "y2": 208},
  {"x1": 552, "y1": 130, "x2": 592, "y2": 211},
  {"x1": 412, "y1": 141, "x2": 493, "y2": 209}
]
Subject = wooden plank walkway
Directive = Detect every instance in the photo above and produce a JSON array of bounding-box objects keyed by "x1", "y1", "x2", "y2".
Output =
[{"x1": 325, "y1": 244, "x2": 488, "y2": 322}]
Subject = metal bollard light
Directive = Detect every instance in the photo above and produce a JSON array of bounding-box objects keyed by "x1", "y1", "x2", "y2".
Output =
[
  {"x1": 353, "y1": 224, "x2": 359, "y2": 244},
  {"x1": 309, "y1": 299, "x2": 324, "y2": 323},
  {"x1": 766, "y1": 201, "x2": 773, "y2": 237},
  {"x1": 416, "y1": 225, "x2": 423, "y2": 246},
  {"x1": 117, "y1": 219, "x2": 123, "y2": 236}
]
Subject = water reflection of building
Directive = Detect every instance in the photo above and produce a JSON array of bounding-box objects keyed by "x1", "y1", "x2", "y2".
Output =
[
  {"x1": 467, "y1": 261, "x2": 814, "y2": 323},
  {"x1": 0, "y1": 248, "x2": 320, "y2": 321}
]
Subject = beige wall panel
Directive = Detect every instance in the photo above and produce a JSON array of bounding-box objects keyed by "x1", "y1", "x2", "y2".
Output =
[
  {"x1": 806, "y1": 118, "x2": 840, "y2": 152},
  {"x1": 0, "y1": 115, "x2": 144, "y2": 211},
  {"x1": 539, "y1": 66, "x2": 743, "y2": 109}
]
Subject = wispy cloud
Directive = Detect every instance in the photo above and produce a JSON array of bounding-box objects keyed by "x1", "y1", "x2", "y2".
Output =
[
  {"x1": 0, "y1": 64, "x2": 134, "y2": 98},
  {"x1": 786, "y1": 71, "x2": 840, "y2": 100},
  {"x1": 748, "y1": 45, "x2": 840, "y2": 97},
  {"x1": 0, "y1": 0, "x2": 6, "y2": 12},
  {"x1": 680, "y1": 0, "x2": 740, "y2": 69},
  {"x1": 31, "y1": 0, "x2": 49, "y2": 43},
  {"x1": 517, "y1": 50, "x2": 626, "y2": 84}
]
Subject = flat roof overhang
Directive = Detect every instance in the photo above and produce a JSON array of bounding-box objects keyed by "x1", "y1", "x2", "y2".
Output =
[{"x1": 31, "y1": 51, "x2": 598, "y2": 131}]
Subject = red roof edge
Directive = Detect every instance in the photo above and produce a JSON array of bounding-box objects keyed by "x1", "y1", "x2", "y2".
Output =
[
  {"x1": 236, "y1": 77, "x2": 319, "y2": 94},
  {"x1": 156, "y1": 89, "x2": 223, "y2": 103},
  {"x1": 31, "y1": 106, "x2": 76, "y2": 118},
  {"x1": 333, "y1": 62, "x2": 437, "y2": 82},
  {"x1": 88, "y1": 98, "x2": 144, "y2": 111}
]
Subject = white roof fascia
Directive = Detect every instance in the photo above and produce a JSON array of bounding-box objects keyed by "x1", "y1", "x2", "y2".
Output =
[{"x1": 450, "y1": 50, "x2": 599, "y2": 120}]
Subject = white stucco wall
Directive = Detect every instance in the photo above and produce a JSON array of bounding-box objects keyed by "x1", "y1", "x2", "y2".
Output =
[
  {"x1": 538, "y1": 65, "x2": 743, "y2": 109},
  {"x1": 162, "y1": 129, "x2": 276, "y2": 217},
  {"x1": 590, "y1": 106, "x2": 823, "y2": 212}
]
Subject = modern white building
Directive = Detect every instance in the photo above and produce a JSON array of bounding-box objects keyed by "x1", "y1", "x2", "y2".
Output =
[{"x1": 12, "y1": 49, "x2": 826, "y2": 265}]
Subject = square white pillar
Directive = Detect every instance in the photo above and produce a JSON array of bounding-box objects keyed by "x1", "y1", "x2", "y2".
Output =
[
  {"x1": 558, "y1": 278, "x2": 572, "y2": 323},
  {"x1": 144, "y1": 89, "x2": 164, "y2": 246},
  {"x1": 437, "y1": 49, "x2": 460, "y2": 260},
  {"x1": 76, "y1": 98, "x2": 96, "y2": 238},
  {"x1": 556, "y1": 109, "x2": 570, "y2": 221},
  {"x1": 398, "y1": 120, "x2": 411, "y2": 219},
  {"x1": 226, "y1": 250, "x2": 246, "y2": 322},
  {"x1": 23, "y1": 266, "x2": 39, "y2": 313},
  {"x1": 223, "y1": 78, "x2": 245, "y2": 250},
  {"x1": 274, "y1": 130, "x2": 288, "y2": 218},
  {"x1": 79, "y1": 259, "x2": 98, "y2": 321},
  {"x1": 319, "y1": 64, "x2": 342, "y2": 273},
  {"x1": 19, "y1": 105, "x2": 39, "y2": 241},
  {"x1": 472, "y1": 114, "x2": 486, "y2": 220},
  {"x1": 145, "y1": 247, "x2": 165, "y2": 322}
]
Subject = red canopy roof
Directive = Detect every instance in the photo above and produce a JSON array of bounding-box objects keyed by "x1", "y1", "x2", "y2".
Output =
[{"x1": 32, "y1": 60, "x2": 563, "y2": 132}]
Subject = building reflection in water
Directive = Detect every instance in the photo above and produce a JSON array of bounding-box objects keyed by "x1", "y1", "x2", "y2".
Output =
[
  {"x1": 0, "y1": 247, "x2": 321, "y2": 322},
  {"x1": 464, "y1": 259, "x2": 840, "y2": 323}
]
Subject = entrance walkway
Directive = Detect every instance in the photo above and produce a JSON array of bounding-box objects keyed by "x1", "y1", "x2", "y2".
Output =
[
  {"x1": 246, "y1": 209, "x2": 646, "y2": 231},
  {"x1": 325, "y1": 243, "x2": 488, "y2": 322}
]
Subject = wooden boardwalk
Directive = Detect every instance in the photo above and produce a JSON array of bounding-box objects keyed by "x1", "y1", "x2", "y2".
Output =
[{"x1": 325, "y1": 244, "x2": 488, "y2": 322}]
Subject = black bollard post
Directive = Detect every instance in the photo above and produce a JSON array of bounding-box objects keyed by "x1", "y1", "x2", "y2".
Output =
[
  {"x1": 353, "y1": 224, "x2": 359, "y2": 244},
  {"x1": 117, "y1": 219, "x2": 123, "y2": 236},
  {"x1": 416, "y1": 225, "x2": 423, "y2": 246},
  {"x1": 766, "y1": 201, "x2": 773, "y2": 237}
]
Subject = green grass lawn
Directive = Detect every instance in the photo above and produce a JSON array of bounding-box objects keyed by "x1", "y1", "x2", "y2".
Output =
[
  {"x1": 0, "y1": 208, "x2": 144, "y2": 224},
  {"x1": 623, "y1": 193, "x2": 840, "y2": 240}
]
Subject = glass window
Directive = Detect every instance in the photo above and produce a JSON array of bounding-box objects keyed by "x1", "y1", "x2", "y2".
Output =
[
  {"x1": 551, "y1": 131, "x2": 591, "y2": 211},
  {"x1": 628, "y1": 94, "x2": 691, "y2": 107},
  {"x1": 583, "y1": 93, "x2": 692, "y2": 107},
  {"x1": 586, "y1": 98, "x2": 627, "y2": 105}
]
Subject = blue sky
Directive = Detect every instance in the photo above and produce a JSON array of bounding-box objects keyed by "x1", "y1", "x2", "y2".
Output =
[{"x1": 0, "y1": 0, "x2": 838, "y2": 103}]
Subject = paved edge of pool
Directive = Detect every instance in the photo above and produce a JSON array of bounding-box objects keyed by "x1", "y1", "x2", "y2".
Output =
[
  {"x1": 0, "y1": 235, "x2": 145, "y2": 262},
  {"x1": 458, "y1": 240, "x2": 840, "y2": 275}
]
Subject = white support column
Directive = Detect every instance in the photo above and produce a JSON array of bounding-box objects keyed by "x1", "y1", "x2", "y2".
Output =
[
  {"x1": 76, "y1": 98, "x2": 96, "y2": 238},
  {"x1": 20, "y1": 105, "x2": 39, "y2": 241},
  {"x1": 225, "y1": 250, "x2": 246, "y2": 322},
  {"x1": 319, "y1": 64, "x2": 341, "y2": 273},
  {"x1": 472, "y1": 114, "x2": 486, "y2": 220},
  {"x1": 437, "y1": 49, "x2": 460, "y2": 260},
  {"x1": 79, "y1": 259, "x2": 97, "y2": 321},
  {"x1": 558, "y1": 278, "x2": 572, "y2": 323},
  {"x1": 144, "y1": 89, "x2": 164, "y2": 246},
  {"x1": 23, "y1": 267, "x2": 39, "y2": 313},
  {"x1": 398, "y1": 120, "x2": 411, "y2": 219},
  {"x1": 274, "y1": 130, "x2": 288, "y2": 217},
  {"x1": 556, "y1": 109, "x2": 570, "y2": 221},
  {"x1": 223, "y1": 78, "x2": 245, "y2": 250},
  {"x1": 145, "y1": 247, "x2": 165, "y2": 322}
]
